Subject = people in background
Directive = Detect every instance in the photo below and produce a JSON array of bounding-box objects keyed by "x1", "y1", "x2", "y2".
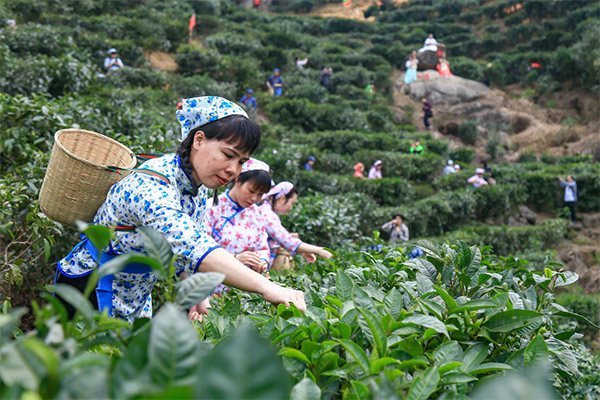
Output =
[
  {"x1": 266, "y1": 68, "x2": 284, "y2": 96},
  {"x1": 365, "y1": 83, "x2": 375, "y2": 100},
  {"x1": 468, "y1": 168, "x2": 489, "y2": 188},
  {"x1": 260, "y1": 182, "x2": 333, "y2": 269},
  {"x1": 454, "y1": 163, "x2": 461, "y2": 172},
  {"x1": 419, "y1": 33, "x2": 438, "y2": 53},
  {"x1": 320, "y1": 66, "x2": 333, "y2": 88},
  {"x1": 303, "y1": 156, "x2": 315, "y2": 171},
  {"x1": 422, "y1": 98, "x2": 433, "y2": 130},
  {"x1": 204, "y1": 158, "x2": 272, "y2": 285},
  {"x1": 6, "y1": 18, "x2": 16, "y2": 30},
  {"x1": 404, "y1": 51, "x2": 418, "y2": 84},
  {"x1": 558, "y1": 175, "x2": 578, "y2": 222},
  {"x1": 353, "y1": 162, "x2": 365, "y2": 178},
  {"x1": 437, "y1": 57, "x2": 453, "y2": 78},
  {"x1": 442, "y1": 159, "x2": 456, "y2": 176},
  {"x1": 480, "y1": 160, "x2": 495, "y2": 185},
  {"x1": 368, "y1": 160, "x2": 383, "y2": 179},
  {"x1": 410, "y1": 141, "x2": 424, "y2": 155},
  {"x1": 55, "y1": 96, "x2": 306, "y2": 322},
  {"x1": 103, "y1": 48, "x2": 124, "y2": 73},
  {"x1": 295, "y1": 57, "x2": 308, "y2": 68},
  {"x1": 381, "y1": 214, "x2": 409, "y2": 243},
  {"x1": 240, "y1": 89, "x2": 258, "y2": 117}
]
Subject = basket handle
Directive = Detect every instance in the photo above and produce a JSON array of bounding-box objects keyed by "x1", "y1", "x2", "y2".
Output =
[{"x1": 105, "y1": 167, "x2": 170, "y2": 184}]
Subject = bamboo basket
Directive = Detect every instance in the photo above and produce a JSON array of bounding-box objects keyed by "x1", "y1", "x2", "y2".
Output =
[{"x1": 39, "y1": 129, "x2": 137, "y2": 226}]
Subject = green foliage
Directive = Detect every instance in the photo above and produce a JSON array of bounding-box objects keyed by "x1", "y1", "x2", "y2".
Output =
[
  {"x1": 457, "y1": 119, "x2": 479, "y2": 145},
  {"x1": 555, "y1": 287, "x2": 600, "y2": 345},
  {"x1": 2, "y1": 235, "x2": 598, "y2": 398}
]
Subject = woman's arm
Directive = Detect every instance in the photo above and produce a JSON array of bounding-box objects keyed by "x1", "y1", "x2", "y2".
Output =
[
  {"x1": 199, "y1": 248, "x2": 306, "y2": 310},
  {"x1": 296, "y1": 242, "x2": 332, "y2": 259}
]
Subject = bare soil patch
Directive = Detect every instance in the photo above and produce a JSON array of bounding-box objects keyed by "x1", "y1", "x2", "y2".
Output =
[{"x1": 145, "y1": 50, "x2": 178, "y2": 72}]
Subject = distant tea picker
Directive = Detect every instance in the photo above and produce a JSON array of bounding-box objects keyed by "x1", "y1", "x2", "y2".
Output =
[{"x1": 50, "y1": 96, "x2": 306, "y2": 323}]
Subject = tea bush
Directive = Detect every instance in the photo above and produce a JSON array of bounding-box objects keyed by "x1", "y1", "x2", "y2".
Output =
[{"x1": 2, "y1": 227, "x2": 598, "y2": 399}]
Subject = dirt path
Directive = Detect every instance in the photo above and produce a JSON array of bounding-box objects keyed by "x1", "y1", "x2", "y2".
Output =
[{"x1": 145, "y1": 50, "x2": 178, "y2": 72}]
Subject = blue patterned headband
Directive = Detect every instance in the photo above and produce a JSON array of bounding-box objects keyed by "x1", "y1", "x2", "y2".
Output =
[{"x1": 176, "y1": 96, "x2": 248, "y2": 142}]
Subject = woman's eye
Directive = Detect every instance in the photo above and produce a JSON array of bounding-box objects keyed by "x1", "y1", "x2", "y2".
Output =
[{"x1": 224, "y1": 152, "x2": 233, "y2": 159}]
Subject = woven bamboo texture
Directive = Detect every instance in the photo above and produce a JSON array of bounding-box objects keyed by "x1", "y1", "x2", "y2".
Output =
[{"x1": 39, "y1": 129, "x2": 137, "y2": 226}]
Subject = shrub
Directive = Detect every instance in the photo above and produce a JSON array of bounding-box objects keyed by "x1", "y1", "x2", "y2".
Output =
[
  {"x1": 450, "y1": 56, "x2": 484, "y2": 81},
  {"x1": 555, "y1": 287, "x2": 600, "y2": 346},
  {"x1": 449, "y1": 147, "x2": 476, "y2": 164},
  {"x1": 457, "y1": 119, "x2": 479, "y2": 145},
  {"x1": 443, "y1": 218, "x2": 568, "y2": 256}
]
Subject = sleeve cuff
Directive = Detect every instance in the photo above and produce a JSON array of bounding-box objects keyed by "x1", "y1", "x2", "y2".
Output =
[
  {"x1": 193, "y1": 245, "x2": 222, "y2": 274},
  {"x1": 290, "y1": 242, "x2": 302, "y2": 256}
]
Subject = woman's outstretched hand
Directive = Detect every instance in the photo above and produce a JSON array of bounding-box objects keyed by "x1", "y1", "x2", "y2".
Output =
[
  {"x1": 302, "y1": 253, "x2": 317, "y2": 263},
  {"x1": 236, "y1": 251, "x2": 263, "y2": 269},
  {"x1": 319, "y1": 248, "x2": 334, "y2": 259},
  {"x1": 188, "y1": 297, "x2": 211, "y2": 322},
  {"x1": 262, "y1": 283, "x2": 306, "y2": 312}
]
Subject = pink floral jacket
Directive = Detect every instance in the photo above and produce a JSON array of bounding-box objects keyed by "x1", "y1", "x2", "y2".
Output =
[
  {"x1": 259, "y1": 203, "x2": 302, "y2": 266},
  {"x1": 203, "y1": 191, "x2": 270, "y2": 265}
]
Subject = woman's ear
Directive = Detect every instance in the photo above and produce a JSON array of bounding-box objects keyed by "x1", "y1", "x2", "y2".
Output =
[{"x1": 192, "y1": 130, "x2": 206, "y2": 149}]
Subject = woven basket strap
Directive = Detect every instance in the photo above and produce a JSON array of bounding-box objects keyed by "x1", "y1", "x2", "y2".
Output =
[
  {"x1": 105, "y1": 166, "x2": 170, "y2": 185},
  {"x1": 133, "y1": 153, "x2": 163, "y2": 160}
]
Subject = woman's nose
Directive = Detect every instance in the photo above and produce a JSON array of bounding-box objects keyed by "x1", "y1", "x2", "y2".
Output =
[{"x1": 225, "y1": 160, "x2": 239, "y2": 175}]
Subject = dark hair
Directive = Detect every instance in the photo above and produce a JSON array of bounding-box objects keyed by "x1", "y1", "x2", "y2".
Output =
[
  {"x1": 480, "y1": 160, "x2": 488, "y2": 167},
  {"x1": 273, "y1": 187, "x2": 298, "y2": 205},
  {"x1": 177, "y1": 115, "x2": 261, "y2": 181},
  {"x1": 393, "y1": 213, "x2": 404, "y2": 219},
  {"x1": 236, "y1": 170, "x2": 272, "y2": 193}
]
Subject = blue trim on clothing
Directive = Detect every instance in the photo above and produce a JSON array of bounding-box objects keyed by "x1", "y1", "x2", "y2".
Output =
[
  {"x1": 96, "y1": 273, "x2": 114, "y2": 314},
  {"x1": 291, "y1": 242, "x2": 302, "y2": 256},
  {"x1": 215, "y1": 191, "x2": 245, "y2": 237},
  {"x1": 56, "y1": 240, "x2": 94, "y2": 278},
  {"x1": 194, "y1": 245, "x2": 222, "y2": 273},
  {"x1": 176, "y1": 154, "x2": 197, "y2": 193}
]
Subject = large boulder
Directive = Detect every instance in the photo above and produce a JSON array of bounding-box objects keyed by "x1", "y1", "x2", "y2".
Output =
[
  {"x1": 403, "y1": 50, "x2": 440, "y2": 71},
  {"x1": 406, "y1": 74, "x2": 495, "y2": 105}
]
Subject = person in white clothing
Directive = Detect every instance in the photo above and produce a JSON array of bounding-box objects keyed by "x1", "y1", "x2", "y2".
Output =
[
  {"x1": 442, "y1": 160, "x2": 456, "y2": 176},
  {"x1": 467, "y1": 168, "x2": 488, "y2": 188},
  {"x1": 419, "y1": 33, "x2": 438, "y2": 53},
  {"x1": 558, "y1": 175, "x2": 577, "y2": 222}
]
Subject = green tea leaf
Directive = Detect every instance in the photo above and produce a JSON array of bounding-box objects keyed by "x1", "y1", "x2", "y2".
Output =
[
  {"x1": 203, "y1": 324, "x2": 291, "y2": 398},
  {"x1": 137, "y1": 225, "x2": 173, "y2": 270},
  {"x1": 98, "y1": 254, "x2": 165, "y2": 281},
  {"x1": 353, "y1": 286, "x2": 377, "y2": 314},
  {"x1": 407, "y1": 367, "x2": 439, "y2": 400},
  {"x1": 449, "y1": 299, "x2": 500, "y2": 315},
  {"x1": 81, "y1": 224, "x2": 112, "y2": 255},
  {"x1": 403, "y1": 314, "x2": 449, "y2": 338},
  {"x1": 46, "y1": 284, "x2": 94, "y2": 319},
  {"x1": 279, "y1": 348, "x2": 310, "y2": 365},
  {"x1": 483, "y1": 310, "x2": 543, "y2": 333},
  {"x1": 290, "y1": 378, "x2": 321, "y2": 400},
  {"x1": 357, "y1": 307, "x2": 387, "y2": 357},
  {"x1": 371, "y1": 357, "x2": 401, "y2": 374},
  {"x1": 338, "y1": 339, "x2": 370, "y2": 375},
  {"x1": 467, "y1": 362, "x2": 513, "y2": 375},
  {"x1": 174, "y1": 272, "x2": 224, "y2": 310},
  {"x1": 524, "y1": 334, "x2": 549, "y2": 367},
  {"x1": 461, "y1": 343, "x2": 488, "y2": 372},
  {"x1": 433, "y1": 285, "x2": 457, "y2": 311},
  {"x1": 383, "y1": 288, "x2": 403, "y2": 320},
  {"x1": 433, "y1": 341, "x2": 460, "y2": 366},
  {"x1": 148, "y1": 303, "x2": 200, "y2": 385},
  {"x1": 440, "y1": 372, "x2": 477, "y2": 385},
  {"x1": 336, "y1": 269, "x2": 354, "y2": 302}
]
